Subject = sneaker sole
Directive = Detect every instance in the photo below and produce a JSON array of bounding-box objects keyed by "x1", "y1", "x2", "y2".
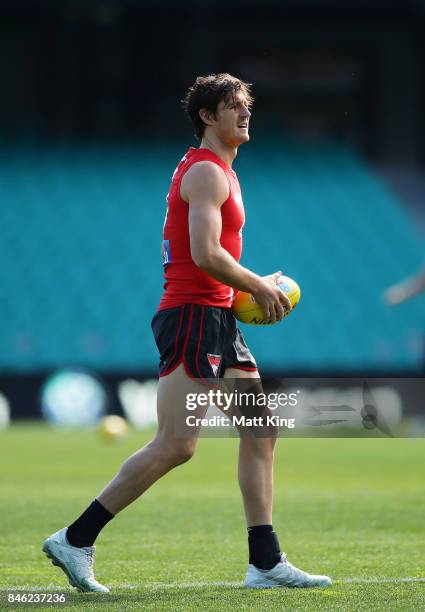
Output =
[
  {"x1": 246, "y1": 580, "x2": 331, "y2": 589},
  {"x1": 42, "y1": 541, "x2": 84, "y2": 592}
]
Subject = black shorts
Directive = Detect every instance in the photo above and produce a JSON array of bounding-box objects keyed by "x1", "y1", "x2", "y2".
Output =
[{"x1": 151, "y1": 304, "x2": 257, "y2": 380}]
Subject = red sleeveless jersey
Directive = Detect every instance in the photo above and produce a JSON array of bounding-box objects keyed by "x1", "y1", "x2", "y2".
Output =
[{"x1": 158, "y1": 147, "x2": 245, "y2": 310}]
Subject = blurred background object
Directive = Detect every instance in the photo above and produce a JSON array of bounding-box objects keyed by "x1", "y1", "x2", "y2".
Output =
[
  {"x1": 0, "y1": 0, "x2": 424, "y2": 422},
  {"x1": 384, "y1": 267, "x2": 425, "y2": 305},
  {"x1": 40, "y1": 368, "x2": 108, "y2": 427},
  {"x1": 0, "y1": 393, "x2": 11, "y2": 429}
]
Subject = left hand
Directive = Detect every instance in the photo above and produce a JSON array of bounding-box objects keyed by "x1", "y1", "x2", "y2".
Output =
[
  {"x1": 259, "y1": 270, "x2": 291, "y2": 322},
  {"x1": 263, "y1": 270, "x2": 284, "y2": 286}
]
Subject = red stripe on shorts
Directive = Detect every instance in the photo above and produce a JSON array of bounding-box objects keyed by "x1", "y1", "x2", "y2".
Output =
[
  {"x1": 162, "y1": 306, "x2": 185, "y2": 374},
  {"x1": 182, "y1": 304, "x2": 194, "y2": 358},
  {"x1": 195, "y1": 306, "x2": 205, "y2": 378}
]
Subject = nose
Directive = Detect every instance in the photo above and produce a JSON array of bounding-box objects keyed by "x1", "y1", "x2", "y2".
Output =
[{"x1": 241, "y1": 106, "x2": 251, "y2": 119}]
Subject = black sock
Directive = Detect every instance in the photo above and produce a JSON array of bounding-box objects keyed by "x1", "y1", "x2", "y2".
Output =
[
  {"x1": 248, "y1": 524, "x2": 281, "y2": 570},
  {"x1": 66, "y1": 499, "x2": 114, "y2": 548}
]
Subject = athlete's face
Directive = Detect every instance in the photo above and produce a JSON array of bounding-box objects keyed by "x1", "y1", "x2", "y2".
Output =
[{"x1": 211, "y1": 91, "x2": 252, "y2": 147}]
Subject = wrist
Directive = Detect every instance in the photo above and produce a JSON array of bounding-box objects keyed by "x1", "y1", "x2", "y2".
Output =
[{"x1": 249, "y1": 275, "x2": 265, "y2": 296}]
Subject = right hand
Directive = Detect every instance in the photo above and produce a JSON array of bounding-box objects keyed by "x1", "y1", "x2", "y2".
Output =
[{"x1": 252, "y1": 271, "x2": 292, "y2": 324}]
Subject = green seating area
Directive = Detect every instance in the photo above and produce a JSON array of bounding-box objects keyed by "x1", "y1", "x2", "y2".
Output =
[{"x1": 0, "y1": 142, "x2": 423, "y2": 373}]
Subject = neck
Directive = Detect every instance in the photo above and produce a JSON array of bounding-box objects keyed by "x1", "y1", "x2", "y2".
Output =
[{"x1": 200, "y1": 133, "x2": 238, "y2": 167}]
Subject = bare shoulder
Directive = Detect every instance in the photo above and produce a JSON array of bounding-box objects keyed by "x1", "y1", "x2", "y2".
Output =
[{"x1": 181, "y1": 161, "x2": 229, "y2": 204}]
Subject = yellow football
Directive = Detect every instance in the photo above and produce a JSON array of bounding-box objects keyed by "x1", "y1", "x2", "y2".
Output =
[
  {"x1": 232, "y1": 275, "x2": 301, "y2": 325},
  {"x1": 98, "y1": 415, "x2": 129, "y2": 442}
]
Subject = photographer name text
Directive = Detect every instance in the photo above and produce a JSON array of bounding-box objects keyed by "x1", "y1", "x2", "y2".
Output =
[{"x1": 186, "y1": 415, "x2": 296, "y2": 428}]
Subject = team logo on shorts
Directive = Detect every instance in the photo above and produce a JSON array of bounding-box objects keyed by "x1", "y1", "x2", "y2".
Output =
[{"x1": 207, "y1": 354, "x2": 222, "y2": 376}]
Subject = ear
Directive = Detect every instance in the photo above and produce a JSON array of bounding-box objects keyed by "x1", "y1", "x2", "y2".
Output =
[{"x1": 199, "y1": 108, "x2": 215, "y2": 127}]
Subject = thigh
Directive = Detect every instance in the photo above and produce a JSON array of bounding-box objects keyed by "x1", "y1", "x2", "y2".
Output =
[
  {"x1": 156, "y1": 363, "x2": 210, "y2": 440},
  {"x1": 223, "y1": 366, "x2": 263, "y2": 420},
  {"x1": 222, "y1": 367, "x2": 277, "y2": 439},
  {"x1": 224, "y1": 367, "x2": 259, "y2": 379}
]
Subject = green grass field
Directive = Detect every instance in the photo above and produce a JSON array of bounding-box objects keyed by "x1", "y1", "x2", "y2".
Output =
[{"x1": 0, "y1": 423, "x2": 424, "y2": 611}]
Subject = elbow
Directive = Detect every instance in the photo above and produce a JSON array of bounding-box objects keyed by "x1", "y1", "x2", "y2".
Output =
[
  {"x1": 192, "y1": 254, "x2": 212, "y2": 271},
  {"x1": 191, "y1": 249, "x2": 215, "y2": 271}
]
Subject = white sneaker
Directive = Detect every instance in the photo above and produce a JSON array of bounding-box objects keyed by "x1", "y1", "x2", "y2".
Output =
[
  {"x1": 245, "y1": 553, "x2": 332, "y2": 589},
  {"x1": 42, "y1": 528, "x2": 109, "y2": 593}
]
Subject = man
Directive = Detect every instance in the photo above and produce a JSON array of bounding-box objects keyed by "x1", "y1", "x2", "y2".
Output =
[{"x1": 43, "y1": 73, "x2": 331, "y2": 591}]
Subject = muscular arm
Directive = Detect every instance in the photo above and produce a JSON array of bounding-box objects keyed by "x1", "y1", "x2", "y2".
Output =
[
  {"x1": 181, "y1": 161, "x2": 290, "y2": 322},
  {"x1": 182, "y1": 161, "x2": 261, "y2": 293}
]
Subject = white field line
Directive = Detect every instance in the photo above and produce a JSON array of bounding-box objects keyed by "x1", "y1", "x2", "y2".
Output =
[
  {"x1": 135, "y1": 577, "x2": 425, "y2": 588},
  {"x1": 3, "y1": 577, "x2": 425, "y2": 592},
  {"x1": 343, "y1": 577, "x2": 425, "y2": 584}
]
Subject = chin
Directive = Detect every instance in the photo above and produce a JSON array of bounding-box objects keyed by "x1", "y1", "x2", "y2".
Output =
[{"x1": 234, "y1": 134, "x2": 250, "y2": 146}]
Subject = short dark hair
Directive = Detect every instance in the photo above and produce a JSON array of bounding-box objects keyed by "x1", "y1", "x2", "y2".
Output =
[{"x1": 182, "y1": 73, "x2": 253, "y2": 140}]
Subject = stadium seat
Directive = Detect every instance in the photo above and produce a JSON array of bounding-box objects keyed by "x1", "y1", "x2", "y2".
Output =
[{"x1": 0, "y1": 142, "x2": 423, "y2": 373}]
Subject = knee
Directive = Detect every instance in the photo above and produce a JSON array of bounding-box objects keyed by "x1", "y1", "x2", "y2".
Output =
[
  {"x1": 241, "y1": 435, "x2": 276, "y2": 459},
  {"x1": 170, "y1": 442, "x2": 196, "y2": 466},
  {"x1": 153, "y1": 437, "x2": 196, "y2": 467}
]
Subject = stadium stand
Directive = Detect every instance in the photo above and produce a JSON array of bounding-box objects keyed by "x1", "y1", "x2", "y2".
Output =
[{"x1": 0, "y1": 142, "x2": 423, "y2": 373}]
